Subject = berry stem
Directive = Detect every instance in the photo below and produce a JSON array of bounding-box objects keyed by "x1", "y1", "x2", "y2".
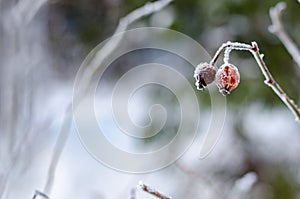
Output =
[
  {"x1": 223, "y1": 47, "x2": 232, "y2": 64},
  {"x1": 210, "y1": 41, "x2": 300, "y2": 123},
  {"x1": 210, "y1": 41, "x2": 252, "y2": 66}
]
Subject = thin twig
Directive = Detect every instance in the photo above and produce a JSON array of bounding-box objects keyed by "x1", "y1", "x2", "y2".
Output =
[
  {"x1": 269, "y1": 2, "x2": 300, "y2": 67},
  {"x1": 41, "y1": 0, "x2": 173, "y2": 197},
  {"x1": 43, "y1": 104, "x2": 72, "y2": 195},
  {"x1": 210, "y1": 41, "x2": 300, "y2": 122},
  {"x1": 78, "y1": 0, "x2": 173, "y2": 98},
  {"x1": 137, "y1": 181, "x2": 172, "y2": 199},
  {"x1": 249, "y1": 42, "x2": 300, "y2": 122},
  {"x1": 32, "y1": 190, "x2": 49, "y2": 199}
]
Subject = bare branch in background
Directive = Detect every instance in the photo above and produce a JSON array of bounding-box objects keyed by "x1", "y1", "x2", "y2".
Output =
[
  {"x1": 42, "y1": 105, "x2": 72, "y2": 195},
  {"x1": 209, "y1": 41, "x2": 300, "y2": 122},
  {"x1": 137, "y1": 181, "x2": 172, "y2": 199},
  {"x1": 32, "y1": 190, "x2": 49, "y2": 199},
  {"x1": 77, "y1": 0, "x2": 173, "y2": 99},
  {"x1": 40, "y1": 0, "x2": 173, "y2": 197},
  {"x1": 0, "y1": 0, "x2": 49, "y2": 197},
  {"x1": 269, "y1": 2, "x2": 300, "y2": 67}
]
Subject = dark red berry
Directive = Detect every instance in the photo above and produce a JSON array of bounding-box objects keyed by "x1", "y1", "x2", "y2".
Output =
[
  {"x1": 194, "y1": 62, "x2": 216, "y2": 90},
  {"x1": 215, "y1": 63, "x2": 240, "y2": 95}
]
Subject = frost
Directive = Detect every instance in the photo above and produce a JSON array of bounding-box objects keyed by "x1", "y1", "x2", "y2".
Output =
[
  {"x1": 194, "y1": 62, "x2": 216, "y2": 90},
  {"x1": 277, "y1": 2, "x2": 287, "y2": 10},
  {"x1": 209, "y1": 40, "x2": 300, "y2": 121},
  {"x1": 215, "y1": 63, "x2": 240, "y2": 95},
  {"x1": 234, "y1": 172, "x2": 257, "y2": 192},
  {"x1": 137, "y1": 180, "x2": 144, "y2": 190},
  {"x1": 223, "y1": 47, "x2": 232, "y2": 64},
  {"x1": 260, "y1": 54, "x2": 264, "y2": 59}
]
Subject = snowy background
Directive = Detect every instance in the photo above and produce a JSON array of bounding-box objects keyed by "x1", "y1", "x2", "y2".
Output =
[{"x1": 1, "y1": 0, "x2": 300, "y2": 199}]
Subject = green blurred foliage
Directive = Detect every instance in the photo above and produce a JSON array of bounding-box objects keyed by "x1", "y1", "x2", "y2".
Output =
[{"x1": 270, "y1": 170, "x2": 298, "y2": 199}]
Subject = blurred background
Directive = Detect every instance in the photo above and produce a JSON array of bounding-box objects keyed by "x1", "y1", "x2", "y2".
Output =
[{"x1": 1, "y1": 0, "x2": 300, "y2": 198}]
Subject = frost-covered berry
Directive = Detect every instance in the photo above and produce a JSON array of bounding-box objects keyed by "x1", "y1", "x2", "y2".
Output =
[
  {"x1": 194, "y1": 62, "x2": 216, "y2": 90},
  {"x1": 216, "y1": 63, "x2": 240, "y2": 96}
]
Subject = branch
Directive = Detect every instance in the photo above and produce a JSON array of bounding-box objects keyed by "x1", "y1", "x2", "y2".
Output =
[
  {"x1": 137, "y1": 181, "x2": 172, "y2": 199},
  {"x1": 78, "y1": 0, "x2": 173, "y2": 98},
  {"x1": 210, "y1": 41, "x2": 300, "y2": 123},
  {"x1": 38, "y1": 0, "x2": 173, "y2": 197},
  {"x1": 32, "y1": 190, "x2": 49, "y2": 199},
  {"x1": 269, "y1": 2, "x2": 300, "y2": 67},
  {"x1": 250, "y1": 42, "x2": 300, "y2": 122},
  {"x1": 42, "y1": 104, "x2": 72, "y2": 195}
]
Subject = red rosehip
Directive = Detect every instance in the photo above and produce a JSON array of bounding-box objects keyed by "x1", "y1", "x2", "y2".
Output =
[
  {"x1": 194, "y1": 62, "x2": 216, "y2": 90},
  {"x1": 215, "y1": 63, "x2": 240, "y2": 95}
]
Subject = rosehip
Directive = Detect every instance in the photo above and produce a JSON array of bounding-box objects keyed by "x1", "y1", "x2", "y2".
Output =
[
  {"x1": 215, "y1": 63, "x2": 240, "y2": 96},
  {"x1": 194, "y1": 62, "x2": 216, "y2": 90}
]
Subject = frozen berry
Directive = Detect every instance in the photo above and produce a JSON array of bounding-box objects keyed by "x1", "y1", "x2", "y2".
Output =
[
  {"x1": 194, "y1": 62, "x2": 216, "y2": 90},
  {"x1": 215, "y1": 63, "x2": 240, "y2": 96}
]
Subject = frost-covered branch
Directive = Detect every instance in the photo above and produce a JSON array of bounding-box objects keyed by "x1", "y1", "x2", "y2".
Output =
[
  {"x1": 210, "y1": 42, "x2": 253, "y2": 66},
  {"x1": 269, "y1": 2, "x2": 300, "y2": 67},
  {"x1": 210, "y1": 41, "x2": 300, "y2": 123},
  {"x1": 137, "y1": 181, "x2": 172, "y2": 199}
]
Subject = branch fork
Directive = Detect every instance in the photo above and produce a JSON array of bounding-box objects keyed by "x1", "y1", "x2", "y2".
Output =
[{"x1": 207, "y1": 41, "x2": 300, "y2": 123}]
